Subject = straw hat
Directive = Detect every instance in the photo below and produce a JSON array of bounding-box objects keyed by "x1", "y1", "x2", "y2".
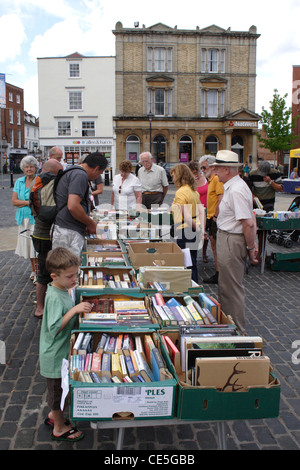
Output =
[{"x1": 209, "y1": 150, "x2": 242, "y2": 167}]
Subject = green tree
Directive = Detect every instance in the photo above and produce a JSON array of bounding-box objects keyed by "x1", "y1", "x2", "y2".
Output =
[{"x1": 257, "y1": 89, "x2": 298, "y2": 165}]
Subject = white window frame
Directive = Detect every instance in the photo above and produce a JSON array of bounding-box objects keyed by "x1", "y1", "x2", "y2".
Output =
[
  {"x1": 9, "y1": 92, "x2": 13, "y2": 102},
  {"x1": 81, "y1": 120, "x2": 95, "y2": 137},
  {"x1": 68, "y1": 90, "x2": 83, "y2": 111},
  {"x1": 201, "y1": 89, "x2": 225, "y2": 118},
  {"x1": 148, "y1": 88, "x2": 172, "y2": 117},
  {"x1": 147, "y1": 47, "x2": 173, "y2": 72},
  {"x1": 201, "y1": 48, "x2": 226, "y2": 74},
  {"x1": 17, "y1": 110, "x2": 21, "y2": 125},
  {"x1": 69, "y1": 62, "x2": 81, "y2": 78},
  {"x1": 16, "y1": 94, "x2": 21, "y2": 104},
  {"x1": 207, "y1": 90, "x2": 218, "y2": 117},
  {"x1": 9, "y1": 108, "x2": 13, "y2": 124},
  {"x1": 57, "y1": 120, "x2": 71, "y2": 136}
]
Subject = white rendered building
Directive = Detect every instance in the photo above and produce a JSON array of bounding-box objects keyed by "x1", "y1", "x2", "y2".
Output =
[{"x1": 38, "y1": 52, "x2": 116, "y2": 170}]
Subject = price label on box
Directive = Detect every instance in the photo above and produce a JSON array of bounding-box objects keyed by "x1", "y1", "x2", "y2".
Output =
[{"x1": 72, "y1": 385, "x2": 174, "y2": 419}]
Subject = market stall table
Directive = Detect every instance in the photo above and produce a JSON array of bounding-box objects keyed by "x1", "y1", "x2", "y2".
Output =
[{"x1": 256, "y1": 216, "x2": 300, "y2": 273}]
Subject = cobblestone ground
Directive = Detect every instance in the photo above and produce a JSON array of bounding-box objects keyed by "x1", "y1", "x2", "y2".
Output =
[{"x1": 0, "y1": 176, "x2": 299, "y2": 451}]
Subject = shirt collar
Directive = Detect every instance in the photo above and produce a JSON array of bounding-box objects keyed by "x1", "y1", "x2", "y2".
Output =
[{"x1": 223, "y1": 174, "x2": 240, "y2": 190}]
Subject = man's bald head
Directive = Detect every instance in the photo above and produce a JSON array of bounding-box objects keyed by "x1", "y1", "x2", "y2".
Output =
[
  {"x1": 49, "y1": 146, "x2": 63, "y2": 162},
  {"x1": 42, "y1": 159, "x2": 63, "y2": 175}
]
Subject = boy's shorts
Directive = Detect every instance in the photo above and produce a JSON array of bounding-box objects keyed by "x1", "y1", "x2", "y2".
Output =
[
  {"x1": 32, "y1": 237, "x2": 52, "y2": 285},
  {"x1": 46, "y1": 378, "x2": 62, "y2": 411}
]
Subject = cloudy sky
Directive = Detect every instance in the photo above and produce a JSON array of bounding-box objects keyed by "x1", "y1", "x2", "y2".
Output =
[{"x1": 0, "y1": 0, "x2": 299, "y2": 117}]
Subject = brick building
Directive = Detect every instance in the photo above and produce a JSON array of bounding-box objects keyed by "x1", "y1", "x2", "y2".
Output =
[
  {"x1": 0, "y1": 82, "x2": 27, "y2": 171},
  {"x1": 113, "y1": 22, "x2": 261, "y2": 169}
]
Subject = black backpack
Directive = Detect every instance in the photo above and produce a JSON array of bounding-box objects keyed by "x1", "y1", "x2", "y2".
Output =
[{"x1": 29, "y1": 166, "x2": 87, "y2": 224}]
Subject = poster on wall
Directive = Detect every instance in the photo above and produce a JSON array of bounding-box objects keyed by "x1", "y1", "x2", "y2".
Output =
[
  {"x1": 180, "y1": 153, "x2": 189, "y2": 162},
  {"x1": 128, "y1": 152, "x2": 137, "y2": 161}
]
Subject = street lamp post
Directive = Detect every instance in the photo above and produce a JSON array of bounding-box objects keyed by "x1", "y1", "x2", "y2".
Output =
[{"x1": 148, "y1": 111, "x2": 154, "y2": 154}]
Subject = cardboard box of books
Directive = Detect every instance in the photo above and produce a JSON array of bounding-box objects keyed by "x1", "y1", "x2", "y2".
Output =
[
  {"x1": 137, "y1": 266, "x2": 203, "y2": 294},
  {"x1": 68, "y1": 329, "x2": 177, "y2": 421},
  {"x1": 78, "y1": 267, "x2": 138, "y2": 290},
  {"x1": 128, "y1": 242, "x2": 185, "y2": 269},
  {"x1": 81, "y1": 252, "x2": 130, "y2": 268},
  {"x1": 148, "y1": 292, "x2": 234, "y2": 330},
  {"x1": 76, "y1": 292, "x2": 159, "y2": 331},
  {"x1": 84, "y1": 238, "x2": 125, "y2": 253},
  {"x1": 160, "y1": 326, "x2": 280, "y2": 421}
]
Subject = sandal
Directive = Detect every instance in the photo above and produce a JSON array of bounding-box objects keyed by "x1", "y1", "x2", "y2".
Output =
[{"x1": 51, "y1": 427, "x2": 84, "y2": 442}]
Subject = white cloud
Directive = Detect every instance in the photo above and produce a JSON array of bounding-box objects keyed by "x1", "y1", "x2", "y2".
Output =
[
  {"x1": 0, "y1": 14, "x2": 27, "y2": 62},
  {"x1": 8, "y1": 63, "x2": 26, "y2": 75}
]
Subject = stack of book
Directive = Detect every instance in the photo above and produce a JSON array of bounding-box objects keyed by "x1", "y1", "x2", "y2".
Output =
[
  {"x1": 80, "y1": 298, "x2": 154, "y2": 327},
  {"x1": 179, "y1": 324, "x2": 263, "y2": 383},
  {"x1": 70, "y1": 332, "x2": 172, "y2": 384},
  {"x1": 79, "y1": 269, "x2": 132, "y2": 287},
  {"x1": 149, "y1": 293, "x2": 220, "y2": 327},
  {"x1": 86, "y1": 243, "x2": 122, "y2": 253}
]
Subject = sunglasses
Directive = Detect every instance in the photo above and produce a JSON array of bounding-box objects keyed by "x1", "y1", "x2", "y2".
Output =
[
  {"x1": 119, "y1": 185, "x2": 122, "y2": 194},
  {"x1": 201, "y1": 166, "x2": 207, "y2": 170}
]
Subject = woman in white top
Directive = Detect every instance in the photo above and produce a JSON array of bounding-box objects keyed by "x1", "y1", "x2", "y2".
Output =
[{"x1": 111, "y1": 160, "x2": 142, "y2": 211}]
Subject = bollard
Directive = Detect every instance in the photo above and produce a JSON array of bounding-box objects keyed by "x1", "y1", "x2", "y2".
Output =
[
  {"x1": 10, "y1": 171, "x2": 14, "y2": 188},
  {"x1": 0, "y1": 340, "x2": 5, "y2": 364},
  {"x1": 104, "y1": 169, "x2": 110, "y2": 186}
]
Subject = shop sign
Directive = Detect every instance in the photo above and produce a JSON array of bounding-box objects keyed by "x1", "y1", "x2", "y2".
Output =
[
  {"x1": 228, "y1": 121, "x2": 258, "y2": 128},
  {"x1": 72, "y1": 138, "x2": 113, "y2": 146}
]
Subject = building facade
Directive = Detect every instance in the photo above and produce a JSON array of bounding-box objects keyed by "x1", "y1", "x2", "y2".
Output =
[
  {"x1": 38, "y1": 52, "x2": 116, "y2": 168},
  {"x1": 0, "y1": 82, "x2": 27, "y2": 171},
  {"x1": 113, "y1": 22, "x2": 260, "y2": 169},
  {"x1": 24, "y1": 111, "x2": 40, "y2": 154}
]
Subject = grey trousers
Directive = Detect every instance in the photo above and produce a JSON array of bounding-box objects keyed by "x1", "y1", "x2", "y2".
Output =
[
  {"x1": 216, "y1": 230, "x2": 247, "y2": 334},
  {"x1": 52, "y1": 225, "x2": 85, "y2": 260}
]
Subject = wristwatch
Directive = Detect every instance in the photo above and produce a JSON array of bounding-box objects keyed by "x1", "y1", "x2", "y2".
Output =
[{"x1": 246, "y1": 246, "x2": 255, "y2": 251}]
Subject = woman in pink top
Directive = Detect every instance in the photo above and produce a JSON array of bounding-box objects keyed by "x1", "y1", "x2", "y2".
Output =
[{"x1": 188, "y1": 161, "x2": 209, "y2": 263}]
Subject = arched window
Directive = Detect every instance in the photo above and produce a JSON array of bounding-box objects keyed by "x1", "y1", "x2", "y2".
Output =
[
  {"x1": 152, "y1": 135, "x2": 166, "y2": 163},
  {"x1": 179, "y1": 135, "x2": 193, "y2": 162},
  {"x1": 126, "y1": 135, "x2": 140, "y2": 162},
  {"x1": 205, "y1": 135, "x2": 219, "y2": 155}
]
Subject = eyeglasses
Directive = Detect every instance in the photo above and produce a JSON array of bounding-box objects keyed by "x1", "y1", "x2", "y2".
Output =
[{"x1": 201, "y1": 166, "x2": 207, "y2": 170}]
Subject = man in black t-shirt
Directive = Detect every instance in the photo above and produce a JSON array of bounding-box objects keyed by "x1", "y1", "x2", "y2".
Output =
[{"x1": 52, "y1": 152, "x2": 107, "y2": 258}]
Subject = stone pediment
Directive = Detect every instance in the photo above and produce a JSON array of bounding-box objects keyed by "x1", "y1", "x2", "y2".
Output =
[
  {"x1": 199, "y1": 24, "x2": 227, "y2": 34},
  {"x1": 200, "y1": 75, "x2": 227, "y2": 84},
  {"x1": 147, "y1": 23, "x2": 173, "y2": 31},
  {"x1": 225, "y1": 107, "x2": 261, "y2": 121},
  {"x1": 146, "y1": 75, "x2": 174, "y2": 83}
]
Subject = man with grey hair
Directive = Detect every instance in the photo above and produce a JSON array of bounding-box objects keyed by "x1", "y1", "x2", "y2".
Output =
[
  {"x1": 199, "y1": 155, "x2": 224, "y2": 284},
  {"x1": 249, "y1": 160, "x2": 283, "y2": 262},
  {"x1": 212, "y1": 150, "x2": 258, "y2": 334},
  {"x1": 49, "y1": 147, "x2": 63, "y2": 163},
  {"x1": 137, "y1": 152, "x2": 169, "y2": 209}
]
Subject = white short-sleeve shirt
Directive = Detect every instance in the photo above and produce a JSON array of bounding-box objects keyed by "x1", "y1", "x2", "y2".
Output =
[
  {"x1": 112, "y1": 173, "x2": 142, "y2": 210},
  {"x1": 217, "y1": 175, "x2": 253, "y2": 234}
]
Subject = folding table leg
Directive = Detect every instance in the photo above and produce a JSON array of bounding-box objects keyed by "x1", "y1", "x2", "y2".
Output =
[
  {"x1": 116, "y1": 427, "x2": 125, "y2": 450},
  {"x1": 216, "y1": 421, "x2": 227, "y2": 450}
]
